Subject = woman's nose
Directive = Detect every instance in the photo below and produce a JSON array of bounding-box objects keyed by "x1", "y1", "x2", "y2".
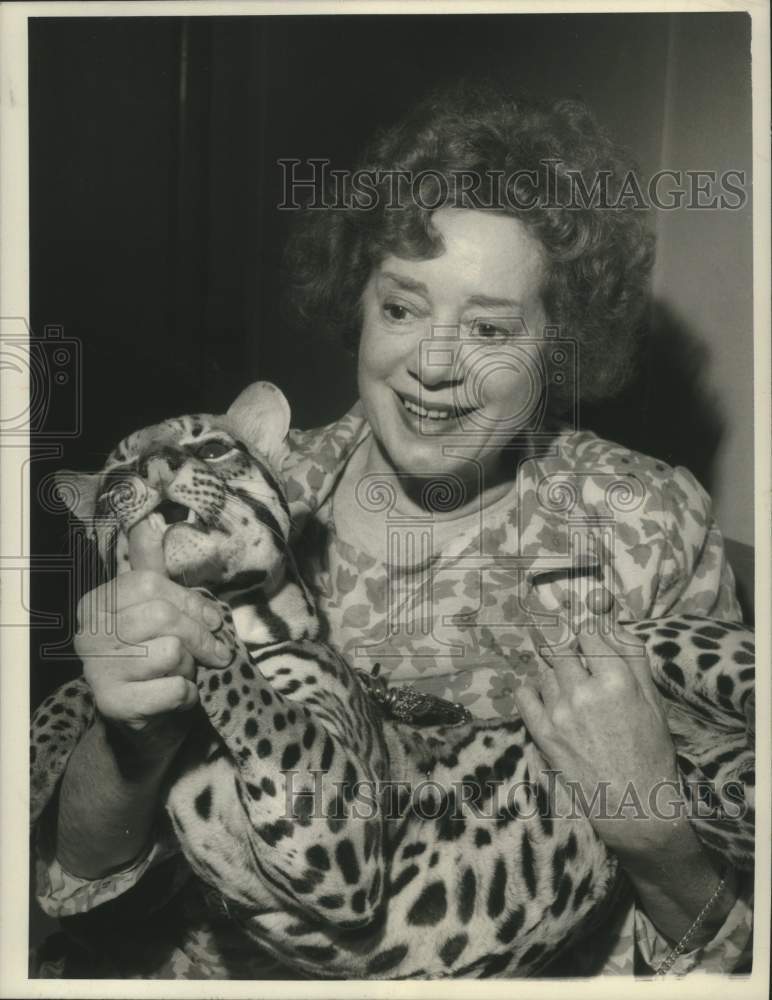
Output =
[{"x1": 408, "y1": 325, "x2": 464, "y2": 388}]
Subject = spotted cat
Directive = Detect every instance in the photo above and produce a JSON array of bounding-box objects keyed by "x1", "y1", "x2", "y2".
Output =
[{"x1": 30, "y1": 382, "x2": 755, "y2": 978}]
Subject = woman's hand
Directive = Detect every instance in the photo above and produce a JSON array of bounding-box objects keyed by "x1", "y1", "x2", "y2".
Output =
[
  {"x1": 514, "y1": 622, "x2": 738, "y2": 950},
  {"x1": 514, "y1": 622, "x2": 681, "y2": 860},
  {"x1": 75, "y1": 517, "x2": 231, "y2": 741},
  {"x1": 55, "y1": 518, "x2": 233, "y2": 878},
  {"x1": 514, "y1": 590, "x2": 738, "y2": 950}
]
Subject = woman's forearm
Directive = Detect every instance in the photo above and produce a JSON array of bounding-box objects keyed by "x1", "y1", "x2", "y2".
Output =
[
  {"x1": 619, "y1": 816, "x2": 737, "y2": 953},
  {"x1": 56, "y1": 714, "x2": 188, "y2": 879}
]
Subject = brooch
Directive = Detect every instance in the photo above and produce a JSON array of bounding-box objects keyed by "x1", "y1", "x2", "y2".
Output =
[{"x1": 356, "y1": 662, "x2": 472, "y2": 727}]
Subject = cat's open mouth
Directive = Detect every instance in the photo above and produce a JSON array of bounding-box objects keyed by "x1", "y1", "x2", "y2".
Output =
[{"x1": 155, "y1": 498, "x2": 206, "y2": 530}]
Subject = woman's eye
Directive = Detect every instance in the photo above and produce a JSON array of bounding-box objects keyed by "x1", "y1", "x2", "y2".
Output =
[
  {"x1": 195, "y1": 440, "x2": 233, "y2": 460},
  {"x1": 383, "y1": 301, "x2": 411, "y2": 322},
  {"x1": 474, "y1": 320, "x2": 509, "y2": 338}
]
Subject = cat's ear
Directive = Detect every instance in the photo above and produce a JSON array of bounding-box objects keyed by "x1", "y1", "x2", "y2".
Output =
[
  {"x1": 225, "y1": 381, "x2": 291, "y2": 464},
  {"x1": 52, "y1": 471, "x2": 102, "y2": 537}
]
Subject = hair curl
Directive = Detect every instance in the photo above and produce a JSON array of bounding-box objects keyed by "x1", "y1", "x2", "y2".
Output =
[{"x1": 283, "y1": 83, "x2": 655, "y2": 406}]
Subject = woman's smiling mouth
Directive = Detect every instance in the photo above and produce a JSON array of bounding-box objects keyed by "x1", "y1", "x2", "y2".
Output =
[{"x1": 395, "y1": 390, "x2": 477, "y2": 423}]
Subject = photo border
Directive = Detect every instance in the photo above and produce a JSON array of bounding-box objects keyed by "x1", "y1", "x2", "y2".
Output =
[{"x1": 1, "y1": 2, "x2": 769, "y2": 997}]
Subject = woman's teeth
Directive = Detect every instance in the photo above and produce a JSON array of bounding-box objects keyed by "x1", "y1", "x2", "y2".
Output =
[{"x1": 402, "y1": 397, "x2": 458, "y2": 421}]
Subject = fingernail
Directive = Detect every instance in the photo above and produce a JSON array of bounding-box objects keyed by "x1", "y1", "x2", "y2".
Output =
[
  {"x1": 146, "y1": 512, "x2": 166, "y2": 534},
  {"x1": 215, "y1": 641, "x2": 232, "y2": 663},
  {"x1": 202, "y1": 603, "x2": 222, "y2": 628}
]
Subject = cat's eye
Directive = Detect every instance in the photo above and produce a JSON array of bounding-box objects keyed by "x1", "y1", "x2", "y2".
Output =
[{"x1": 195, "y1": 439, "x2": 234, "y2": 460}]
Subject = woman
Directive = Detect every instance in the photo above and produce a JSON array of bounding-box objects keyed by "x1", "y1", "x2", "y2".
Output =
[{"x1": 32, "y1": 86, "x2": 752, "y2": 977}]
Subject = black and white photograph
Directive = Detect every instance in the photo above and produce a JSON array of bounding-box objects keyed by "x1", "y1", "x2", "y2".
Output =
[{"x1": 0, "y1": 1, "x2": 769, "y2": 995}]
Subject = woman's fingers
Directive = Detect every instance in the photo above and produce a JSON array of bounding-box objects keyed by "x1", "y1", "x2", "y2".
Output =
[
  {"x1": 582, "y1": 585, "x2": 656, "y2": 691},
  {"x1": 542, "y1": 644, "x2": 589, "y2": 690},
  {"x1": 128, "y1": 515, "x2": 168, "y2": 575},
  {"x1": 70, "y1": 520, "x2": 227, "y2": 730},
  {"x1": 78, "y1": 569, "x2": 222, "y2": 628},
  {"x1": 117, "y1": 599, "x2": 231, "y2": 667},
  {"x1": 78, "y1": 600, "x2": 230, "y2": 669},
  {"x1": 527, "y1": 626, "x2": 588, "y2": 691},
  {"x1": 143, "y1": 637, "x2": 197, "y2": 680},
  {"x1": 576, "y1": 629, "x2": 655, "y2": 694},
  {"x1": 512, "y1": 681, "x2": 550, "y2": 741},
  {"x1": 101, "y1": 676, "x2": 199, "y2": 721},
  {"x1": 94, "y1": 637, "x2": 196, "y2": 683},
  {"x1": 573, "y1": 631, "x2": 622, "y2": 677},
  {"x1": 535, "y1": 666, "x2": 560, "y2": 711},
  {"x1": 609, "y1": 625, "x2": 659, "y2": 693}
]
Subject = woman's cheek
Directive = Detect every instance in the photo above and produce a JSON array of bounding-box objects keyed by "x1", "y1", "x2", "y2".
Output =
[
  {"x1": 359, "y1": 322, "x2": 416, "y2": 382},
  {"x1": 476, "y1": 364, "x2": 539, "y2": 426}
]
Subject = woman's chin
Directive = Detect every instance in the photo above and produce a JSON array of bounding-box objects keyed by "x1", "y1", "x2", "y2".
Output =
[{"x1": 375, "y1": 439, "x2": 476, "y2": 487}]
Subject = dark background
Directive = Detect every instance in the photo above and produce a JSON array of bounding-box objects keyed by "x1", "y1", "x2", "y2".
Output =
[{"x1": 29, "y1": 11, "x2": 754, "y2": 701}]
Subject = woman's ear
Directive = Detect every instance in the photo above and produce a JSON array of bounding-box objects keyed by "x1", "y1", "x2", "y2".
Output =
[
  {"x1": 52, "y1": 471, "x2": 102, "y2": 538},
  {"x1": 225, "y1": 381, "x2": 291, "y2": 464}
]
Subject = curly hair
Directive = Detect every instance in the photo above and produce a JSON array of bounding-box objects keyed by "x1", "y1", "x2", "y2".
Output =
[{"x1": 283, "y1": 83, "x2": 655, "y2": 406}]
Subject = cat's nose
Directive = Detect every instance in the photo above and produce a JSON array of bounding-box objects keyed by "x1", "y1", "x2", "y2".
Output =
[{"x1": 137, "y1": 447, "x2": 186, "y2": 487}]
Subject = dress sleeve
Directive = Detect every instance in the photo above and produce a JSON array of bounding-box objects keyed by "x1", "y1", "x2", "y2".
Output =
[
  {"x1": 34, "y1": 813, "x2": 184, "y2": 919},
  {"x1": 634, "y1": 873, "x2": 754, "y2": 975},
  {"x1": 650, "y1": 465, "x2": 742, "y2": 620},
  {"x1": 30, "y1": 679, "x2": 186, "y2": 918}
]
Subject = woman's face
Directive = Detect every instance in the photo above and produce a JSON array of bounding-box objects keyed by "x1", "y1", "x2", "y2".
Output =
[{"x1": 358, "y1": 208, "x2": 550, "y2": 491}]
